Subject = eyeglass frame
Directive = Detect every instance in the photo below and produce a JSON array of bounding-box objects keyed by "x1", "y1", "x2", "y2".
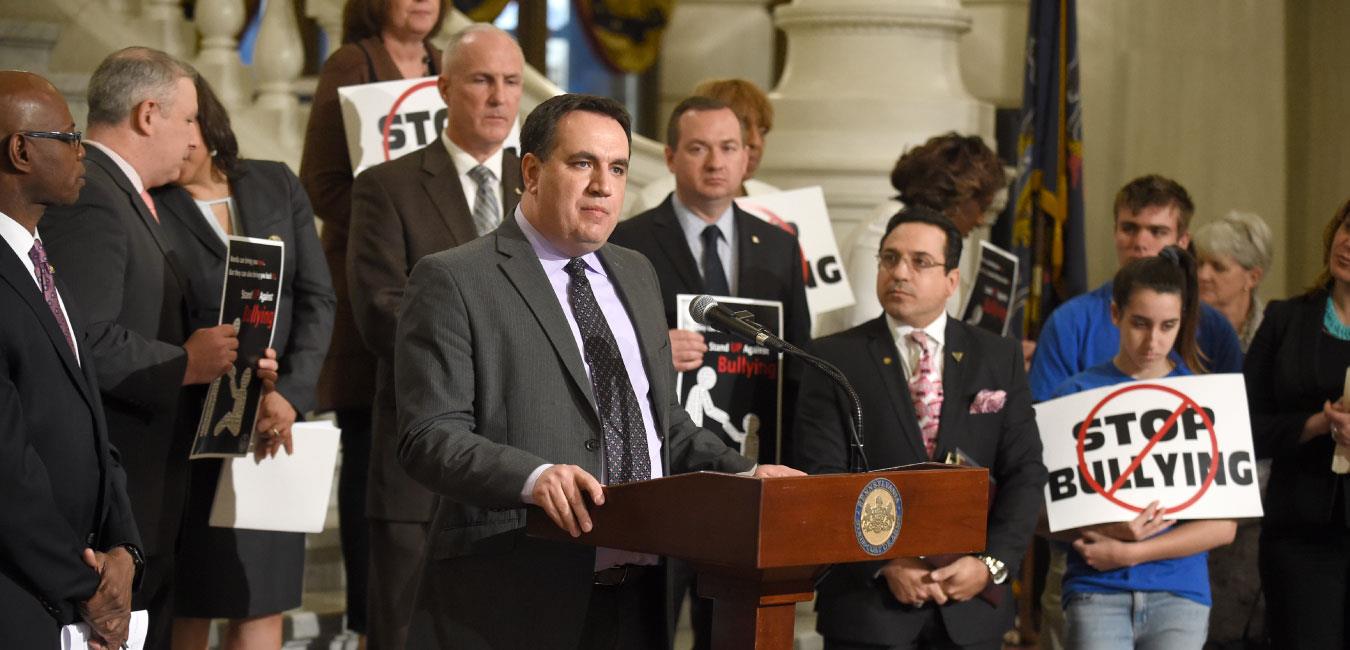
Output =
[
  {"x1": 12, "y1": 130, "x2": 83, "y2": 148},
  {"x1": 876, "y1": 249, "x2": 949, "y2": 273}
]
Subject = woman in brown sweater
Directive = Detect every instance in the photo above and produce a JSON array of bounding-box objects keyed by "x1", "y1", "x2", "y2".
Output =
[{"x1": 297, "y1": 0, "x2": 444, "y2": 642}]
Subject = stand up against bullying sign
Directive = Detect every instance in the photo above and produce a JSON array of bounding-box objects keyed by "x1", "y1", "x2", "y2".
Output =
[{"x1": 1036, "y1": 373, "x2": 1263, "y2": 532}]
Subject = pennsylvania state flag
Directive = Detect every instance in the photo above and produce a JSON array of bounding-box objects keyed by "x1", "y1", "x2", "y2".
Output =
[{"x1": 999, "y1": 0, "x2": 1088, "y2": 338}]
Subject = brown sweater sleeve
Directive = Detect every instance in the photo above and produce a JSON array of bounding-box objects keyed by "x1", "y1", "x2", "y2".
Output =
[{"x1": 299, "y1": 43, "x2": 372, "y2": 231}]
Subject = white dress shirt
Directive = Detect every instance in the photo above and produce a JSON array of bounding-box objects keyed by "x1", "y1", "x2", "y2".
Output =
[
  {"x1": 441, "y1": 130, "x2": 505, "y2": 215},
  {"x1": 888, "y1": 311, "x2": 947, "y2": 381},
  {"x1": 0, "y1": 210, "x2": 80, "y2": 365}
]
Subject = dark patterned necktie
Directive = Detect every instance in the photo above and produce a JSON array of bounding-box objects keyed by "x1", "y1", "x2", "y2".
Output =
[
  {"x1": 564, "y1": 257, "x2": 651, "y2": 483},
  {"x1": 28, "y1": 239, "x2": 77, "y2": 356},
  {"x1": 700, "y1": 225, "x2": 730, "y2": 296}
]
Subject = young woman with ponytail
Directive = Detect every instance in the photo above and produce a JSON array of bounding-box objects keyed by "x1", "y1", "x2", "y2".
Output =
[{"x1": 1046, "y1": 246, "x2": 1238, "y2": 650}]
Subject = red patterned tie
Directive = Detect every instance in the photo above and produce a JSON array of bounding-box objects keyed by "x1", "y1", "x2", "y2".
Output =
[
  {"x1": 907, "y1": 331, "x2": 943, "y2": 458},
  {"x1": 28, "y1": 240, "x2": 77, "y2": 357}
]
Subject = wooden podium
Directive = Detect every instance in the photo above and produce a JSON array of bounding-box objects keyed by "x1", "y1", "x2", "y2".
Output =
[{"x1": 527, "y1": 465, "x2": 989, "y2": 649}]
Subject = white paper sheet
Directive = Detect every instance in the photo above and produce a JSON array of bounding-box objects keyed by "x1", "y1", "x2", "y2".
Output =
[
  {"x1": 208, "y1": 421, "x2": 341, "y2": 533},
  {"x1": 61, "y1": 609, "x2": 148, "y2": 649}
]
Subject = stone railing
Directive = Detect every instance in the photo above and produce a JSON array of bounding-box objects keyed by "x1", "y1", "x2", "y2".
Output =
[{"x1": 0, "y1": 0, "x2": 667, "y2": 188}]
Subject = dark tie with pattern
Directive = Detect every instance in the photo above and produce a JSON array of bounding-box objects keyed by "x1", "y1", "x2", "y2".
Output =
[
  {"x1": 564, "y1": 257, "x2": 651, "y2": 483},
  {"x1": 700, "y1": 225, "x2": 730, "y2": 296},
  {"x1": 28, "y1": 239, "x2": 77, "y2": 356}
]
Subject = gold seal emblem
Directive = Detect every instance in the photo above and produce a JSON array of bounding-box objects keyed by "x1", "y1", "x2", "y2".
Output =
[
  {"x1": 854, "y1": 478, "x2": 902, "y2": 555},
  {"x1": 859, "y1": 489, "x2": 897, "y2": 546}
]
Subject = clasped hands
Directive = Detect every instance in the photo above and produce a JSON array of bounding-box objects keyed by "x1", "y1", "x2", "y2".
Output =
[
  {"x1": 880, "y1": 555, "x2": 989, "y2": 607},
  {"x1": 78, "y1": 546, "x2": 135, "y2": 650},
  {"x1": 1071, "y1": 500, "x2": 1173, "y2": 571},
  {"x1": 532, "y1": 463, "x2": 805, "y2": 537},
  {"x1": 251, "y1": 349, "x2": 297, "y2": 461}
]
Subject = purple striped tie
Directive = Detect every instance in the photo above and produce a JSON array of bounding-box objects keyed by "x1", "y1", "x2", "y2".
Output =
[{"x1": 28, "y1": 239, "x2": 77, "y2": 356}]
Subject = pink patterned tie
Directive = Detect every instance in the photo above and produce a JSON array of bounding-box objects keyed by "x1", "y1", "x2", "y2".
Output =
[
  {"x1": 907, "y1": 331, "x2": 943, "y2": 458},
  {"x1": 28, "y1": 240, "x2": 77, "y2": 357}
]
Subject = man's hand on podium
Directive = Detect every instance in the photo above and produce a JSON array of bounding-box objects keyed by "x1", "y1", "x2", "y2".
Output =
[
  {"x1": 751, "y1": 464, "x2": 806, "y2": 478},
  {"x1": 532, "y1": 465, "x2": 605, "y2": 538},
  {"x1": 928, "y1": 555, "x2": 990, "y2": 602},
  {"x1": 880, "y1": 557, "x2": 948, "y2": 606}
]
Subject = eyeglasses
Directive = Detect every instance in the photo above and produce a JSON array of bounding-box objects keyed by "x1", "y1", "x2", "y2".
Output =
[
  {"x1": 877, "y1": 250, "x2": 947, "y2": 272},
  {"x1": 15, "y1": 130, "x2": 83, "y2": 148}
]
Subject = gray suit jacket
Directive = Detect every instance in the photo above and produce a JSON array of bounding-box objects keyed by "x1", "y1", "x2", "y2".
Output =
[
  {"x1": 349, "y1": 142, "x2": 522, "y2": 522},
  {"x1": 395, "y1": 214, "x2": 754, "y2": 648},
  {"x1": 41, "y1": 144, "x2": 194, "y2": 558}
]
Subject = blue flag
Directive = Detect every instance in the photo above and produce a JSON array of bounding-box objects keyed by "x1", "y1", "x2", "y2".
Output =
[{"x1": 997, "y1": 0, "x2": 1088, "y2": 339}]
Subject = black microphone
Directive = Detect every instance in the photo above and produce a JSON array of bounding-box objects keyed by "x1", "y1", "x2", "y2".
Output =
[
  {"x1": 688, "y1": 295, "x2": 791, "y2": 352},
  {"x1": 686, "y1": 295, "x2": 870, "y2": 471}
]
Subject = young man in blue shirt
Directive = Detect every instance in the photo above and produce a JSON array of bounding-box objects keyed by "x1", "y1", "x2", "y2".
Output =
[{"x1": 1028, "y1": 175, "x2": 1244, "y2": 403}]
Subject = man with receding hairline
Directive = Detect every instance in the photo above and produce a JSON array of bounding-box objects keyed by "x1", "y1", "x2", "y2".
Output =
[
  {"x1": 347, "y1": 23, "x2": 526, "y2": 650},
  {"x1": 41, "y1": 46, "x2": 240, "y2": 648},
  {"x1": 0, "y1": 69, "x2": 142, "y2": 650}
]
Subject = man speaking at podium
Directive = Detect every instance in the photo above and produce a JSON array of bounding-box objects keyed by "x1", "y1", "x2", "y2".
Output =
[
  {"x1": 795, "y1": 208, "x2": 1045, "y2": 650},
  {"x1": 395, "y1": 93, "x2": 801, "y2": 650}
]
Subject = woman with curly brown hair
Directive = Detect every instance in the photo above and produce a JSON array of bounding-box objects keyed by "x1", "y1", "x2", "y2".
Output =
[
  {"x1": 839, "y1": 132, "x2": 1006, "y2": 329},
  {"x1": 1244, "y1": 197, "x2": 1350, "y2": 649}
]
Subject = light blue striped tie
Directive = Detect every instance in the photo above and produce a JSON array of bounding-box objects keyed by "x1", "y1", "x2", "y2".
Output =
[{"x1": 467, "y1": 164, "x2": 500, "y2": 236}]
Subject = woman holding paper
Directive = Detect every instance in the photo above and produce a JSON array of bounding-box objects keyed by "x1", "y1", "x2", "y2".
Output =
[
  {"x1": 1244, "y1": 198, "x2": 1350, "y2": 649},
  {"x1": 1047, "y1": 247, "x2": 1237, "y2": 650},
  {"x1": 155, "y1": 75, "x2": 336, "y2": 649}
]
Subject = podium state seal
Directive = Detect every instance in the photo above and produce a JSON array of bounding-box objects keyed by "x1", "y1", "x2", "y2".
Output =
[{"x1": 855, "y1": 478, "x2": 902, "y2": 555}]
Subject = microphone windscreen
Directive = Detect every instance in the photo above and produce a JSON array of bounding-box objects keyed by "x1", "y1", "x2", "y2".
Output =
[{"x1": 689, "y1": 295, "x2": 718, "y2": 326}]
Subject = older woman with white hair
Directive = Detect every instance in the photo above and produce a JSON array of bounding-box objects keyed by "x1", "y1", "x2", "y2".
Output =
[
  {"x1": 1195, "y1": 210, "x2": 1274, "y2": 646},
  {"x1": 1193, "y1": 210, "x2": 1273, "y2": 351}
]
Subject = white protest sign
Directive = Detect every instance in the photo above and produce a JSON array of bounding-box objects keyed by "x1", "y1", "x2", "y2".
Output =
[
  {"x1": 337, "y1": 76, "x2": 521, "y2": 176},
  {"x1": 735, "y1": 187, "x2": 854, "y2": 318},
  {"x1": 1036, "y1": 373, "x2": 1263, "y2": 532}
]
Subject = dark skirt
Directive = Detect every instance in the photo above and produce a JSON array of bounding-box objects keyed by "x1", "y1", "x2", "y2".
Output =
[{"x1": 174, "y1": 456, "x2": 305, "y2": 618}]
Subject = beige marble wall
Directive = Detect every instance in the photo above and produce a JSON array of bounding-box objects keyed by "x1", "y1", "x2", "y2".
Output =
[
  {"x1": 1286, "y1": 0, "x2": 1350, "y2": 296},
  {"x1": 1076, "y1": 0, "x2": 1289, "y2": 296}
]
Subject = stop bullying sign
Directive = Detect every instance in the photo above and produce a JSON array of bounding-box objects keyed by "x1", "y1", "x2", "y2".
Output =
[{"x1": 1034, "y1": 373, "x2": 1264, "y2": 532}]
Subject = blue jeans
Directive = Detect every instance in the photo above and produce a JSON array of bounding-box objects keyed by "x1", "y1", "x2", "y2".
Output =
[{"x1": 1063, "y1": 591, "x2": 1209, "y2": 650}]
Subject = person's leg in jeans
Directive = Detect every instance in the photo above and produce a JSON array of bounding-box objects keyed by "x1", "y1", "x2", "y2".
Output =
[
  {"x1": 337, "y1": 407, "x2": 372, "y2": 634},
  {"x1": 1063, "y1": 591, "x2": 1136, "y2": 650},
  {"x1": 1134, "y1": 591, "x2": 1208, "y2": 650}
]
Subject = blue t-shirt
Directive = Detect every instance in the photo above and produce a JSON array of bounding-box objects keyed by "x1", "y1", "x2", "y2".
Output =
[
  {"x1": 1051, "y1": 361, "x2": 1213, "y2": 607},
  {"x1": 1029, "y1": 281, "x2": 1243, "y2": 402}
]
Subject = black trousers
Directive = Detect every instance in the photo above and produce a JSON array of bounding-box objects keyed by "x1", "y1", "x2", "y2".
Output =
[
  {"x1": 336, "y1": 407, "x2": 372, "y2": 633},
  {"x1": 823, "y1": 605, "x2": 1001, "y2": 650},
  {"x1": 1260, "y1": 523, "x2": 1350, "y2": 649},
  {"x1": 580, "y1": 567, "x2": 665, "y2": 650},
  {"x1": 133, "y1": 552, "x2": 174, "y2": 650}
]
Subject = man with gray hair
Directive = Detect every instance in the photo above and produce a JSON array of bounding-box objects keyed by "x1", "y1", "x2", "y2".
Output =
[
  {"x1": 346, "y1": 23, "x2": 525, "y2": 650},
  {"x1": 42, "y1": 46, "x2": 239, "y2": 648}
]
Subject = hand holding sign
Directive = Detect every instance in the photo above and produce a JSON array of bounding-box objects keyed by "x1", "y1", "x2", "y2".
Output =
[{"x1": 1093, "y1": 500, "x2": 1173, "y2": 542}]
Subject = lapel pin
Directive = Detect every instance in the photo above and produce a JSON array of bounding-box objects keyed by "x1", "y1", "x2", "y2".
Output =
[
  {"x1": 882, "y1": 356, "x2": 893, "y2": 365},
  {"x1": 751, "y1": 235, "x2": 760, "y2": 244},
  {"x1": 952, "y1": 351, "x2": 964, "y2": 362},
  {"x1": 48, "y1": 264, "x2": 56, "y2": 274},
  {"x1": 514, "y1": 187, "x2": 523, "y2": 195},
  {"x1": 269, "y1": 235, "x2": 282, "y2": 241}
]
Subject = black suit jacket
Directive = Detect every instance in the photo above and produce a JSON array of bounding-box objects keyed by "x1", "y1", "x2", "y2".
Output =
[
  {"x1": 0, "y1": 232, "x2": 140, "y2": 645},
  {"x1": 41, "y1": 144, "x2": 195, "y2": 559},
  {"x1": 347, "y1": 142, "x2": 522, "y2": 522},
  {"x1": 609, "y1": 195, "x2": 811, "y2": 345},
  {"x1": 794, "y1": 316, "x2": 1046, "y2": 647},
  {"x1": 153, "y1": 160, "x2": 336, "y2": 415},
  {"x1": 610, "y1": 196, "x2": 812, "y2": 463},
  {"x1": 1244, "y1": 290, "x2": 1350, "y2": 527}
]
